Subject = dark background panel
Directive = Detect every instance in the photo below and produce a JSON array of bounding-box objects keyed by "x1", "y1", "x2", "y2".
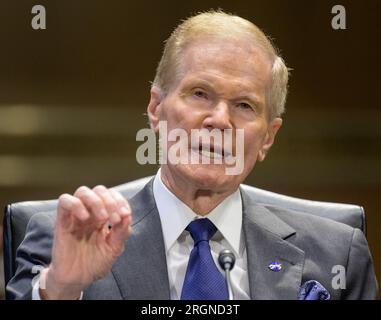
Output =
[{"x1": 0, "y1": 0, "x2": 380, "y2": 299}]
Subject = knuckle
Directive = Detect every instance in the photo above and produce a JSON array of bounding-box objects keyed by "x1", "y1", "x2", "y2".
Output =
[
  {"x1": 58, "y1": 193, "x2": 83, "y2": 208},
  {"x1": 110, "y1": 212, "x2": 121, "y2": 223},
  {"x1": 74, "y1": 209, "x2": 87, "y2": 221},
  {"x1": 104, "y1": 199, "x2": 117, "y2": 211},
  {"x1": 70, "y1": 196, "x2": 82, "y2": 208},
  {"x1": 93, "y1": 185, "x2": 107, "y2": 193},
  {"x1": 110, "y1": 189, "x2": 124, "y2": 201},
  {"x1": 72, "y1": 196, "x2": 82, "y2": 206},
  {"x1": 57, "y1": 193, "x2": 72, "y2": 211},
  {"x1": 90, "y1": 197, "x2": 103, "y2": 210},
  {"x1": 74, "y1": 185, "x2": 90, "y2": 196},
  {"x1": 111, "y1": 190, "x2": 128, "y2": 206},
  {"x1": 58, "y1": 193, "x2": 70, "y2": 203}
]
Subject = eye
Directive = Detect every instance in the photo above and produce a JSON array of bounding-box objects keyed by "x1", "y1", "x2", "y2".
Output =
[
  {"x1": 193, "y1": 89, "x2": 208, "y2": 99},
  {"x1": 237, "y1": 102, "x2": 253, "y2": 110}
]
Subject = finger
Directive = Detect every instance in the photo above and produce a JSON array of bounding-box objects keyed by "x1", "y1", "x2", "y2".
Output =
[
  {"x1": 57, "y1": 193, "x2": 89, "y2": 231},
  {"x1": 92, "y1": 186, "x2": 125, "y2": 226},
  {"x1": 92, "y1": 185, "x2": 119, "y2": 216},
  {"x1": 109, "y1": 211, "x2": 121, "y2": 226},
  {"x1": 106, "y1": 215, "x2": 132, "y2": 247},
  {"x1": 56, "y1": 194, "x2": 96, "y2": 238},
  {"x1": 109, "y1": 189, "x2": 131, "y2": 218},
  {"x1": 74, "y1": 186, "x2": 108, "y2": 225}
]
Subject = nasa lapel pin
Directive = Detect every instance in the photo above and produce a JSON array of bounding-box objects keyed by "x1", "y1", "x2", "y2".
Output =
[{"x1": 268, "y1": 261, "x2": 282, "y2": 272}]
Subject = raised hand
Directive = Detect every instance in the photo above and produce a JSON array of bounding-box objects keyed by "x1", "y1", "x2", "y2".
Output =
[{"x1": 39, "y1": 185, "x2": 132, "y2": 299}]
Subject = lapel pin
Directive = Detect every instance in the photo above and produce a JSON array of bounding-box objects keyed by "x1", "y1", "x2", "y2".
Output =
[{"x1": 268, "y1": 261, "x2": 282, "y2": 272}]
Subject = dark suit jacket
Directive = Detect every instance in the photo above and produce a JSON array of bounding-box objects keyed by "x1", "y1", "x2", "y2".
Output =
[{"x1": 6, "y1": 179, "x2": 378, "y2": 299}]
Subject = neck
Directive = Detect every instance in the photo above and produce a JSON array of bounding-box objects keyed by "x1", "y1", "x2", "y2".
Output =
[{"x1": 160, "y1": 166, "x2": 236, "y2": 215}]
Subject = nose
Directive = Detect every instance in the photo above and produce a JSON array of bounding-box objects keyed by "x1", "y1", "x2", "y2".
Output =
[{"x1": 202, "y1": 101, "x2": 232, "y2": 130}]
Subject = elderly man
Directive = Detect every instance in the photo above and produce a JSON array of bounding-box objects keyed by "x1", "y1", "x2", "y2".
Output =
[{"x1": 6, "y1": 10, "x2": 378, "y2": 300}]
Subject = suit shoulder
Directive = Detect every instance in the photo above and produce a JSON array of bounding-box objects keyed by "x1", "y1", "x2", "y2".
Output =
[
  {"x1": 262, "y1": 204, "x2": 360, "y2": 261},
  {"x1": 265, "y1": 204, "x2": 355, "y2": 238}
]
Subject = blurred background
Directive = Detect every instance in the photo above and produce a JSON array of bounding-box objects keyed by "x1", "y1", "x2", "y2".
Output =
[{"x1": 0, "y1": 0, "x2": 380, "y2": 299}]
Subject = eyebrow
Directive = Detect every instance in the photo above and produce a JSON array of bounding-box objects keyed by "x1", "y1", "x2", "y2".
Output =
[{"x1": 181, "y1": 79, "x2": 214, "y2": 92}]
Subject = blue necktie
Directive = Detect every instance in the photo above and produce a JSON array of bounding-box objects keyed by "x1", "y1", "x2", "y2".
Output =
[{"x1": 180, "y1": 218, "x2": 228, "y2": 300}]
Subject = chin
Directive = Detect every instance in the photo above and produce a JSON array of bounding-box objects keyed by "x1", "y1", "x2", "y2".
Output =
[{"x1": 181, "y1": 164, "x2": 238, "y2": 191}]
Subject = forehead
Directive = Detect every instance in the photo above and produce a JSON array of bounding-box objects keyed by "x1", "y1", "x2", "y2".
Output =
[{"x1": 177, "y1": 37, "x2": 273, "y2": 91}]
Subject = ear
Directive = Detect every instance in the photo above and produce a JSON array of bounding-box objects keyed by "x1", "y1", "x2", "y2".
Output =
[
  {"x1": 147, "y1": 86, "x2": 165, "y2": 133},
  {"x1": 257, "y1": 117, "x2": 282, "y2": 162}
]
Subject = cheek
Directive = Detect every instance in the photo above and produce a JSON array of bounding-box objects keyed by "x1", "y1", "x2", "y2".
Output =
[
  {"x1": 162, "y1": 97, "x2": 204, "y2": 131},
  {"x1": 241, "y1": 133, "x2": 262, "y2": 172},
  {"x1": 160, "y1": 99, "x2": 182, "y2": 127},
  {"x1": 243, "y1": 126, "x2": 267, "y2": 155}
]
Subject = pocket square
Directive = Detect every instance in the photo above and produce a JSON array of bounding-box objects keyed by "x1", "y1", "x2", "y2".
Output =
[{"x1": 297, "y1": 280, "x2": 331, "y2": 300}]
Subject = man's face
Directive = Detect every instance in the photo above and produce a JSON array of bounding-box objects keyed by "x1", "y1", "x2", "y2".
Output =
[{"x1": 148, "y1": 37, "x2": 282, "y2": 193}]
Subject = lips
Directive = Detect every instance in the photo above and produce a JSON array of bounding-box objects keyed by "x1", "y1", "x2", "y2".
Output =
[
  {"x1": 192, "y1": 144, "x2": 232, "y2": 159},
  {"x1": 199, "y1": 148, "x2": 223, "y2": 159}
]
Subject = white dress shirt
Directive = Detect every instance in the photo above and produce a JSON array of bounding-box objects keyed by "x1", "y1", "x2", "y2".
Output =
[
  {"x1": 33, "y1": 169, "x2": 250, "y2": 300},
  {"x1": 153, "y1": 169, "x2": 250, "y2": 300}
]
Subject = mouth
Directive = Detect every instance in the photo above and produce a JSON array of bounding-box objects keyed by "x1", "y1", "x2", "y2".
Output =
[{"x1": 192, "y1": 144, "x2": 232, "y2": 159}]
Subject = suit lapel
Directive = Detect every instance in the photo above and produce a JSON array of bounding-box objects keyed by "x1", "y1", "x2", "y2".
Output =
[
  {"x1": 241, "y1": 188, "x2": 305, "y2": 300},
  {"x1": 111, "y1": 179, "x2": 170, "y2": 299}
]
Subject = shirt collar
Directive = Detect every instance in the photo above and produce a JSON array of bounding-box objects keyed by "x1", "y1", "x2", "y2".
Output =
[{"x1": 153, "y1": 168, "x2": 243, "y2": 257}]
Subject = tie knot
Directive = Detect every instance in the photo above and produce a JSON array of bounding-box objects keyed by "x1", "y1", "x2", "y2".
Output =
[{"x1": 186, "y1": 218, "x2": 217, "y2": 244}]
